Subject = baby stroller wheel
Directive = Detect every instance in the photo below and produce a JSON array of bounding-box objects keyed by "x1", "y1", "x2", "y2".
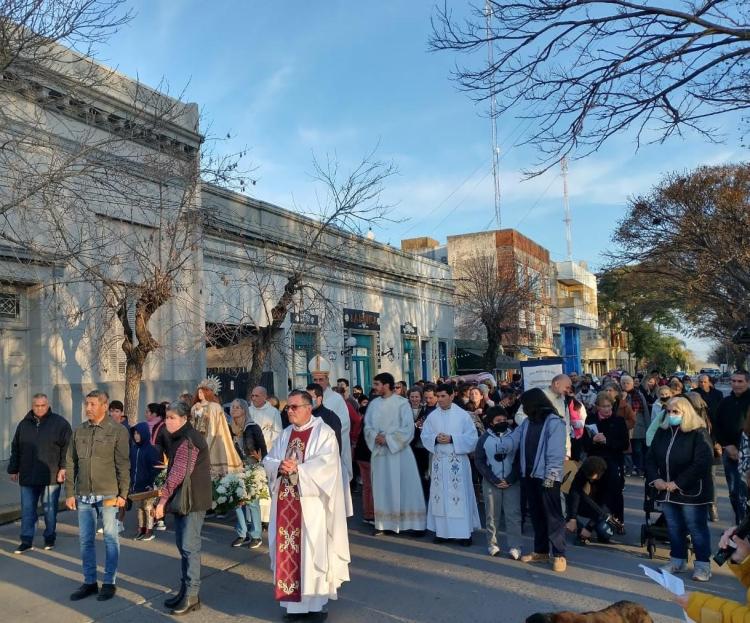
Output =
[
  {"x1": 640, "y1": 524, "x2": 647, "y2": 547},
  {"x1": 647, "y1": 538, "x2": 656, "y2": 559}
]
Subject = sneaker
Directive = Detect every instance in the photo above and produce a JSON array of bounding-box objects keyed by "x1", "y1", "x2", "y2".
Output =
[
  {"x1": 692, "y1": 563, "x2": 712, "y2": 582},
  {"x1": 231, "y1": 537, "x2": 248, "y2": 547},
  {"x1": 155, "y1": 520, "x2": 167, "y2": 531},
  {"x1": 141, "y1": 530, "x2": 155, "y2": 542},
  {"x1": 488, "y1": 545, "x2": 501, "y2": 557},
  {"x1": 661, "y1": 558, "x2": 687, "y2": 574},
  {"x1": 552, "y1": 556, "x2": 567, "y2": 572},
  {"x1": 521, "y1": 552, "x2": 548, "y2": 563},
  {"x1": 96, "y1": 527, "x2": 104, "y2": 534},
  {"x1": 97, "y1": 583, "x2": 116, "y2": 601},
  {"x1": 134, "y1": 529, "x2": 146, "y2": 541},
  {"x1": 362, "y1": 519, "x2": 375, "y2": 526},
  {"x1": 14, "y1": 542, "x2": 33, "y2": 554},
  {"x1": 508, "y1": 548, "x2": 521, "y2": 561},
  {"x1": 43, "y1": 540, "x2": 55, "y2": 551},
  {"x1": 248, "y1": 538, "x2": 262, "y2": 549}
]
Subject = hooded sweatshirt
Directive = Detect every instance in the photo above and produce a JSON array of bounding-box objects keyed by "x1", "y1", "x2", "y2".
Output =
[{"x1": 130, "y1": 422, "x2": 162, "y2": 494}]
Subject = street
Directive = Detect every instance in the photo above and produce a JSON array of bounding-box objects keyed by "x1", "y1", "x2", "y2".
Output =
[{"x1": 0, "y1": 477, "x2": 745, "y2": 623}]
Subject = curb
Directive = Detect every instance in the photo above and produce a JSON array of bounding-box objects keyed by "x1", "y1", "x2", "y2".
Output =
[{"x1": 0, "y1": 505, "x2": 20, "y2": 525}]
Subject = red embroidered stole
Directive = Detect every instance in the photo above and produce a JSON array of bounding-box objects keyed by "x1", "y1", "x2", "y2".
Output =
[{"x1": 274, "y1": 426, "x2": 313, "y2": 602}]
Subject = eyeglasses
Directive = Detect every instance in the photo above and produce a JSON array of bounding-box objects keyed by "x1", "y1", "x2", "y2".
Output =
[{"x1": 287, "y1": 404, "x2": 310, "y2": 412}]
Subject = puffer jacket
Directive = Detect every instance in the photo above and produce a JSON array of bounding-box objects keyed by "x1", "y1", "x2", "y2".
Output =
[
  {"x1": 8, "y1": 410, "x2": 71, "y2": 486},
  {"x1": 686, "y1": 554, "x2": 750, "y2": 622}
]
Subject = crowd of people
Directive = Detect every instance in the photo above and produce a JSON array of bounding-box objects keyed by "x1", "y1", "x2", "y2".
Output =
[{"x1": 7, "y1": 364, "x2": 750, "y2": 621}]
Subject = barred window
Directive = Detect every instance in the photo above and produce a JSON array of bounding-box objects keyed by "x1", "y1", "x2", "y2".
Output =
[{"x1": 0, "y1": 292, "x2": 20, "y2": 319}]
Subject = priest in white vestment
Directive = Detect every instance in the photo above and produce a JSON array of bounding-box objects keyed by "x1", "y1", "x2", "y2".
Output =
[
  {"x1": 250, "y1": 386, "x2": 283, "y2": 523},
  {"x1": 264, "y1": 390, "x2": 350, "y2": 620},
  {"x1": 364, "y1": 372, "x2": 426, "y2": 534},
  {"x1": 421, "y1": 384, "x2": 481, "y2": 543},
  {"x1": 309, "y1": 355, "x2": 354, "y2": 517}
]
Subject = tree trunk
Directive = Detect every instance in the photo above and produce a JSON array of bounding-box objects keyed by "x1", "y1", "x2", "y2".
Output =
[
  {"x1": 246, "y1": 329, "x2": 272, "y2": 398},
  {"x1": 123, "y1": 357, "x2": 144, "y2": 426},
  {"x1": 483, "y1": 332, "x2": 501, "y2": 371}
]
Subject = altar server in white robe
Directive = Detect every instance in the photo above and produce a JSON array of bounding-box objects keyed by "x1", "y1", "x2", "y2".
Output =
[
  {"x1": 250, "y1": 386, "x2": 283, "y2": 523},
  {"x1": 364, "y1": 372, "x2": 426, "y2": 534},
  {"x1": 309, "y1": 355, "x2": 354, "y2": 517},
  {"x1": 264, "y1": 390, "x2": 350, "y2": 621},
  {"x1": 421, "y1": 383, "x2": 481, "y2": 544}
]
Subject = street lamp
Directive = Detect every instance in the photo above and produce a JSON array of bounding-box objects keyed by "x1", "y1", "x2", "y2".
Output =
[{"x1": 341, "y1": 336, "x2": 357, "y2": 356}]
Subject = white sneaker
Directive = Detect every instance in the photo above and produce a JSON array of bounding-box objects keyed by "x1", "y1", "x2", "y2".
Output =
[
  {"x1": 692, "y1": 563, "x2": 712, "y2": 582},
  {"x1": 488, "y1": 545, "x2": 501, "y2": 557},
  {"x1": 96, "y1": 527, "x2": 103, "y2": 534},
  {"x1": 661, "y1": 558, "x2": 687, "y2": 574},
  {"x1": 154, "y1": 520, "x2": 166, "y2": 531},
  {"x1": 509, "y1": 547, "x2": 522, "y2": 561}
]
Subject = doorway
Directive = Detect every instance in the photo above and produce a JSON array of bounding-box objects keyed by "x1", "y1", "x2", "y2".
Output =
[
  {"x1": 351, "y1": 334, "x2": 373, "y2": 393},
  {"x1": 0, "y1": 330, "x2": 29, "y2": 460}
]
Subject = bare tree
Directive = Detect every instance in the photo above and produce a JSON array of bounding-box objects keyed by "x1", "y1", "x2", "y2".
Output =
[
  {"x1": 430, "y1": 1, "x2": 750, "y2": 173},
  {"x1": 203, "y1": 149, "x2": 398, "y2": 395},
  {"x1": 453, "y1": 252, "x2": 540, "y2": 369},
  {"x1": 607, "y1": 162, "x2": 750, "y2": 350}
]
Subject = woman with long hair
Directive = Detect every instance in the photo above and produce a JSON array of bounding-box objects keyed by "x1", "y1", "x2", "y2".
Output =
[
  {"x1": 190, "y1": 378, "x2": 242, "y2": 479},
  {"x1": 517, "y1": 388, "x2": 568, "y2": 573},
  {"x1": 646, "y1": 397, "x2": 714, "y2": 582}
]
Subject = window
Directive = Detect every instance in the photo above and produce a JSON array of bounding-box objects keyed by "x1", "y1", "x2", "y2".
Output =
[{"x1": 0, "y1": 292, "x2": 20, "y2": 319}]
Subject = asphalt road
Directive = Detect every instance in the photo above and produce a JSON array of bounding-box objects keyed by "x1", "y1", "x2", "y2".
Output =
[{"x1": 0, "y1": 477, "x2": 745, "y2": 623}]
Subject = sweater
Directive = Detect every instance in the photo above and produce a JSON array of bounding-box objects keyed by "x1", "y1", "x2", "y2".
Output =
[{"x1": 686, "y1": 553, "x2": 750, "y2": 622}]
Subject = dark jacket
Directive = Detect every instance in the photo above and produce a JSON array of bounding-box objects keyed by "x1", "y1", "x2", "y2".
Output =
[
  {"x1": 313, "y1": 404, "x2": 342, "y2": 454},
  {"x1": 65, "y1": 416, "x2": 131, "y2": 498},
  {"x1": 354, "y1": 411, "x2": 371, "y2": 463},
  {"x1": 412, "y1": 404, "x2": 436, "y2": 449},
  {"x1": 8, "y1": 410, "x2": 71, "y2": 486},
  {"x1": 714, "y1": 390, "x2": 750, "y2": 448},
  {"x1": 129, "y1": 422, "x2": 162, "y2": 494},
  {"x1": 566, "y1": 469, "x2": 607, "y2": 521},
  {"x1": 166, "y1": 423, "x2": 212, "y2": 513},
  {"x1": 238, "y1": 421, "x2": 267, "y2": 465},
  {"x1": 693, "y1": 386, "x2": 724, "y2": 429},
  {"x1": 583, "y1": 412, "x2": 629, "y2": 462},
  {"x1": 645, "y1": 425, "x2": 714, "y2": 505}
]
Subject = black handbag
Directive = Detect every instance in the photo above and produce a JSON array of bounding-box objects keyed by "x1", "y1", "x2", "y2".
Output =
[{"x1": 167, "y1": 441, "x2": 194, "y2": 515}]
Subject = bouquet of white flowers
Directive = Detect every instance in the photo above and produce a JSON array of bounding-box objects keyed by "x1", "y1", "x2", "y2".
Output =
[
  {"x1": 245, "y1": 464, "x2": 270, "y2": 502},
  {"x1": 212, "y1": 472, "x2": 247, "y2": 515}
]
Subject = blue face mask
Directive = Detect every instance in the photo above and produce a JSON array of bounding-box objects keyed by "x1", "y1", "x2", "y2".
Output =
[{"x1": 668, "y1": 415, "x2": 682, "y2": 427}]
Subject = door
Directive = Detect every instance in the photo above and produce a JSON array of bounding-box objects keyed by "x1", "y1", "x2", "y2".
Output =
[
  {"x1": 293, "y1": 331, "x2": 316, "y2": 390},
  {"x1": 351, "y1": 334, "x2": 373, "y2": 393},
  {"x1": 0, "y1": 330, "x2": 29, "y2": 460},
  {"x1": 402, "y1": 338, "x2": 416, "y2": 387},
  {"x1": 438, "y1": 341, "x2": 448, "y2": 378}
]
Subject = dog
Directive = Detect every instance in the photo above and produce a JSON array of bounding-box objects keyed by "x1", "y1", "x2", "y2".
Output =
[{"x1": 525, "y1": 600, "x2": 653, "y2": 623}]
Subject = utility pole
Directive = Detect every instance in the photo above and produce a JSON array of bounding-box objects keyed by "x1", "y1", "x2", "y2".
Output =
[
  {"x1": 486, "y1": 0, "x2": 501, "y2": 229},
  {"x1": 561, "y1": 156, "x2": 572, "y2": 261}
]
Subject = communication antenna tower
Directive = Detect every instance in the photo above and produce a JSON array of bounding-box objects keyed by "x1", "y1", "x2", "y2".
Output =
[
  {"x1": 561, "y1": 156, "x2": 573, "y2": 261},
  {"x1": 486, "y1": 0, "x2": 501, "y2": 228}
]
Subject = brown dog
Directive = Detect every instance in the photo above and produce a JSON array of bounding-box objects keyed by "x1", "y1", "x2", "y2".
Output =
[{"x1": 525, "y1": 600, "x2": 653, "y2": 623}]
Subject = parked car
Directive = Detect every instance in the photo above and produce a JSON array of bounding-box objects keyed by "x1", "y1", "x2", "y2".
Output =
[{"x1": 699, "y1": 367, "x2": 722, "y2": 378}]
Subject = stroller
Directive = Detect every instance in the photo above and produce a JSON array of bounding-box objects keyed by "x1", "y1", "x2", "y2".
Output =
[{"x1": 640, "y1": 482, "x2": 691, "y2": 558}]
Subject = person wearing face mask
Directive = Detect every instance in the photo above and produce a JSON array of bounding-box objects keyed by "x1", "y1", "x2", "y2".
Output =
[
  {"x1": 645, "y1": 397, "x2": 714, "y2": 582},
  {"x1": 582, "y1": 392, "x2": 629, "y2": 527},
  {"x1": 474, "y1": 407, "x2": 522, "y2": 559},
  {"x1": 646, "y1": 387, "x2": 674, "y2": 446}
]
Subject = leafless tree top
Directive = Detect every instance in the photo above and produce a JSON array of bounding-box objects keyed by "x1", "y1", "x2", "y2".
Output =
[{"x1": 431, "y1": 1, "x2": 750, "y2": 174}]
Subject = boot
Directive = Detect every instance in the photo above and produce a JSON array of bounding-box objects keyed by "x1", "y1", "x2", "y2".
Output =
[
  {"x1": 171, "y1": 595, "x2": 201, "y2": 616},
  {"x1": 164, "y1": 584, "x2": 185, "y2": 609}
]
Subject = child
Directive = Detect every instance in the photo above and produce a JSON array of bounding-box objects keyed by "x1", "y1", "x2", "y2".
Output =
[
  {"x1": 129, "y1": 422, "x2": 162, "y2": 541},
  {"x1": 474, "y1": 406, "x2": 523, "y2": 559}
]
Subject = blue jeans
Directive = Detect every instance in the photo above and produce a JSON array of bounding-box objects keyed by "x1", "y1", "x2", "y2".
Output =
[
  {"x1": 20, "y1": 484, "x2": 61, "y2": 544},
  {"x1": 723, "y1": 453, "x2": 747, "y2": 524},
  {"x1": 235, "y1": 500, "x2": 261, "y2": 540},
  {"x1": 174, "y1": 511, "x2": 206, "y2": 597},
  {"x1": 660, "y1": 502, "x2": 711, "y2": 562},
  {"x1": 78, "y1": 499, "x2": 119, "y2": 584},
  {"x1": 631, "y1": 439, "x2": 646, "y2": 474}
]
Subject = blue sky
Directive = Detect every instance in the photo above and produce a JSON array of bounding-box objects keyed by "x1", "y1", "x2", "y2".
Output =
[{"x1": 98, "y1": 1, "x2": 746, "y2": 361}]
